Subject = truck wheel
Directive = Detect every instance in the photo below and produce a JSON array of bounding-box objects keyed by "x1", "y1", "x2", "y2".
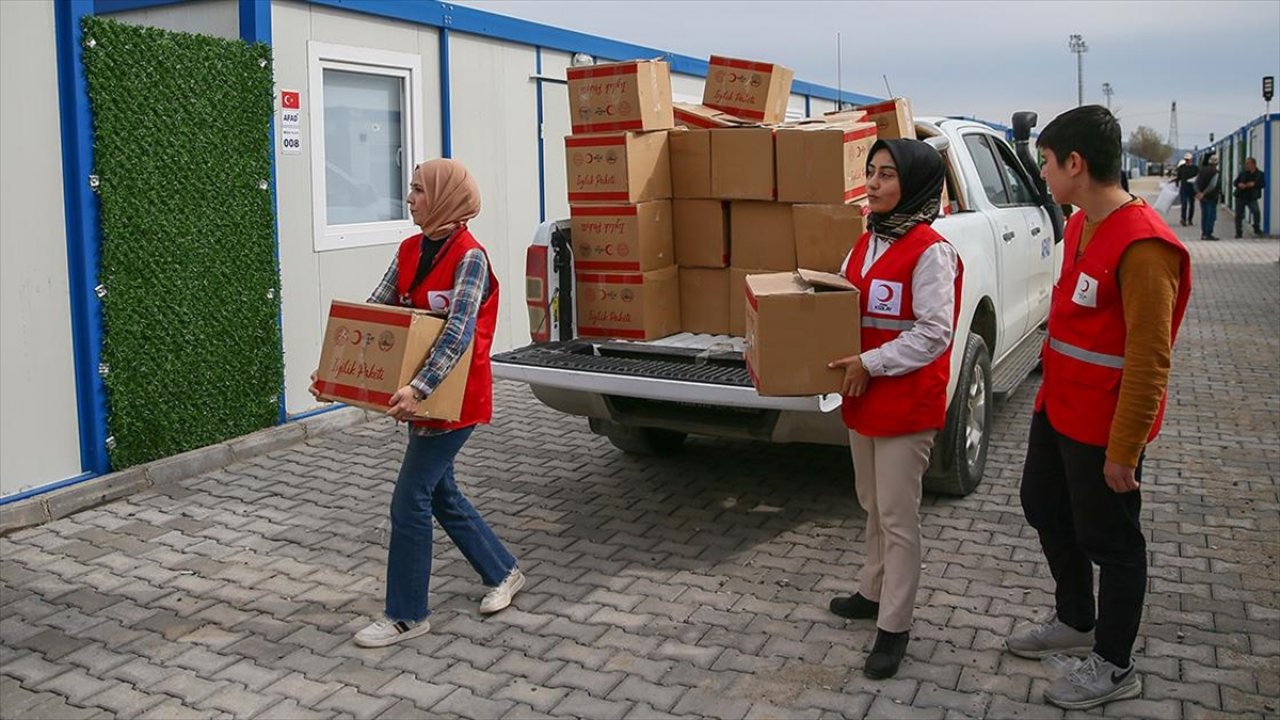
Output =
[
  {"x1": 590, "y1": 419, "x2": 687, "y2": 456},
  {"x1": 924, "y1": 332, "x2": 992, "y2": 497}
]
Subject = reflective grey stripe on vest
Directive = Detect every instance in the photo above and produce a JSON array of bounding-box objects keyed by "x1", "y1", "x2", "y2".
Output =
[
  {"x1": 1048, "y1": 338, "x2": 1125, "y2": 369},
  {"x1": 861, "y1": 317, "x2": 916, "y2": 331}
]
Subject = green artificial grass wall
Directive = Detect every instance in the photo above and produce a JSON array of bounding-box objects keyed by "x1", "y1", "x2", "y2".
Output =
[{"x1": 81, "y1": 16, "x2": 281, "y2": 468}]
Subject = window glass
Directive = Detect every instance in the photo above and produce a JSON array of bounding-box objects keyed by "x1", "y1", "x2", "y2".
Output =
[
  {"x1": 963, "y1": 134, "x2": 1011, "y2": 206},
  {"x1": 991, "y1": 139, "x2": 1039, "y2": 205},
  {"x1": 322, "y1": 69, "x2": 405, "y2": 226}
]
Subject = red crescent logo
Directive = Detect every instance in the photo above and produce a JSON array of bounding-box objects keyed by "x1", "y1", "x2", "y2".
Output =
[
  {"x1": 877, "y1": 284, "x2": 895, "y2": 302},
  {"x1": 351, "y1": 329, "x2": 362, "y2": 345}
]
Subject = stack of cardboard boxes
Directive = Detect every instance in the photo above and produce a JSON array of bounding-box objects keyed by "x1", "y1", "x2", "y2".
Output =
[
  {"x1": 562, "y1": 57, "x2": 923, "y2": 397},
  {"x1": 565, "y1": 59, "x2": 680, "y2": 341}
]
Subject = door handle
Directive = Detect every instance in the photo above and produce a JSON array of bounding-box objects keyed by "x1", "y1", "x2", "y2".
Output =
[
  {"x1": 1031, "y1": 226, "x2": 1042, "y2": 236},
  {"x1": 1002, "y1": 230, "x2": 1016, "y2": 241}
]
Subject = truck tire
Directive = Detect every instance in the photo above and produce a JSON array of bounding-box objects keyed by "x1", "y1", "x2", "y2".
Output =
[
  {"x1": 590, "y1": 419, "x2": 687, "y2": 456},
  {"x1": 924, "y1": 332, "x2": 992, "y2": 497}
]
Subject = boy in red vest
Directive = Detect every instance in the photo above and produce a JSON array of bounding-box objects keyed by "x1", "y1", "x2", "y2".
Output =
[{"x1": 1006, "y1": 105, "x2": 1191, "y2": 710}]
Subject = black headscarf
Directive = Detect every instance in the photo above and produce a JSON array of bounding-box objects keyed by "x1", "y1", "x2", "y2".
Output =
[{"x1": 866, "y1": 138, "x2": 946, "y2": 240}]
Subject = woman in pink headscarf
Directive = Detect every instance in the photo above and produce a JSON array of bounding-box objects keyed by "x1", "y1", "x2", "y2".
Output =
[{"x1": 313, "y1": 158, "x2": 523, "y2": 647}]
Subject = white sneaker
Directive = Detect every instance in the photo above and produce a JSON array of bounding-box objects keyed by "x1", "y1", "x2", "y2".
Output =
[
  {"x1": 353, "y1": 615, "x2": 430, "y2": 647},
  {"x1": 480, "y1": 568, "x2": 525, "y2": 614},
  {"x1": 1043, "y1": 652, "x2": 1142, "y2": 710}
]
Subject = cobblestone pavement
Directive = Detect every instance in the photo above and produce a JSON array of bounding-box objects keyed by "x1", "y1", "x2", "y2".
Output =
[{"x1": 2, "y1": 218, "x2": 1277, "y2": 719}]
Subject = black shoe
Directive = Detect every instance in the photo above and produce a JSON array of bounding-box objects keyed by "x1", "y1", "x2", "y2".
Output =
[
  {"x1": 829, "y1": 593, "x2": 880, "y2": 620},
  {"x1": 1208, "y1": 235, "x2": 1221, "y2": 241},
  {"x1": 864, "y1": 628, "x2": 909, "y2": 679}
]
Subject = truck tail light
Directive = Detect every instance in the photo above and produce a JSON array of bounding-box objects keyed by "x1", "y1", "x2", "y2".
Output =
[{"x1": 526, "y1": 245, "x2": 550, "y2": 343}]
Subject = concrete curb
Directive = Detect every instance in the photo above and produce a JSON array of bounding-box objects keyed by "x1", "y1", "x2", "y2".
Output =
[{"x1": 0, "y1": 406, "x2": 375, "y2": 536}]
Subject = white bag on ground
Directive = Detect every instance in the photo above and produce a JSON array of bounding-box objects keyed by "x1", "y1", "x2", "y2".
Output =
[{"x1": 1154, "y1": 181, "x2": 1178, "y2": 214}]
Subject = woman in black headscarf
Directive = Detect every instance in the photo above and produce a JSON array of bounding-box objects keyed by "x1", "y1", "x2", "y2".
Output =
[{"x1": 827, "y1": 138, "x2": 963, "y2": 679}]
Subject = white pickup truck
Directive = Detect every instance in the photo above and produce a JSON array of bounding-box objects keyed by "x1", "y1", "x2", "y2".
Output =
[{"x1": 494, "y1": 113, "x2": 1064, "y2": 497}]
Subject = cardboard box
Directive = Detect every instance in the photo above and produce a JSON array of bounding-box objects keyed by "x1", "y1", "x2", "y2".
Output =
[
  {"x1": 728, "y1": 266, "x2": 769, "y2": 337},
  {"x1": 566, "y1": 59, "x2": 674, "y2": 135},
  {"x1": 793, "y1": 201, "x2": 868, "y2": 273},
  {"x1": 566, "y1": 130, "x2": 671, "y2": 204},
  {"x1": 710, "y1": 127, "x2": 776, "y2": 200},
  {"x1": 674, "y1": 102, "x2": 745, "y2": 129},
  {"x1": 820, "y1": 109, "x2": 869, "y2": 124},
  {"x1": 673, "y1": 199, "x2": 729, "y2": 268},
  {"x1": 679, "y1": 267, "x2": 730, "y2": 335},
  {"x1": 703, "y1": 55, "x2": 795, "y2": 124},
  {"x1": 856, "y1": 97, "x2": 915, "y2": 139},
  {"x1": 576, "y1": 265, "x2": 680, "y2": 340},
  {"x1": 570, "y1": 201, "x2": 673, "y2": 272},
  {"x1": 744, "y1": 270, "x2": 861, "y2": 396},
  {"x1": 730, "y1": 201, "x2": 796, "y2": 271},
  {"x1": 671, "y1": 129, "x2": 712, "y2": 199},
  {"x1": 314, "y1": 301, "x2": 470, "y2": 421},
  {"x1": 775, "y1": 121, "x2": 878, "y2": 204}
]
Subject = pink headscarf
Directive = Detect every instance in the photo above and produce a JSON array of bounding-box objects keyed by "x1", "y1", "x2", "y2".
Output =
[{"x1": 413, "y1": 158, "x2": 481, "y2": 237}]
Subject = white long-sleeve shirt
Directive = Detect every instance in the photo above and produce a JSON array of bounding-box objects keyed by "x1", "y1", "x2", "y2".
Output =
[{"x1": 842, "y1": 233, "x2": 959, "y2": 377}]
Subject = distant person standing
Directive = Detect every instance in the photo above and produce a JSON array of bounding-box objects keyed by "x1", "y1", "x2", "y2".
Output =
[
  {"x1": 1232, "y1": 157, "x2": 1266, "y2": 238},
  {"x1": 1195, "y1": 154, "x2": 1221, "y2": 240},
  {"x1": 1174, "y1": 153, "x2": 1199, "y2": 227}
]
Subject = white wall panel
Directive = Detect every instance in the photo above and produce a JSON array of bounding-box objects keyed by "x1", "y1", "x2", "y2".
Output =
[
  {"x1": 671, "y1": 73, "x2": 704, "y2": 104},
  {"x1": 105, "y1": 0, "x2": 238, "y2": 39},
  {"x1": 449, "y1": 34, "x2": 541, "y2": 354},
  {"x1": 809, "y1": 98, "x2": 837, "y2": 116},
  {"x1": 539, "y1": 50, "x2": 572, "y2": 223},
  {"x1": 272, "y1": 1, "x2": 442, "y2": 415},
  {"x1": 0, "y1": 1, "x2": 82, "y2": 494}
]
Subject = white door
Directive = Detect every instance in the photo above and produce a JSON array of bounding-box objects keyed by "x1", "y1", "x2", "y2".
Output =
[
  {"x1": 962, "y1": 132, "x2": 1034, "y2": 355},
  {"x1": 987, "y1": 137, "x2": 1054, "y2": 332}
]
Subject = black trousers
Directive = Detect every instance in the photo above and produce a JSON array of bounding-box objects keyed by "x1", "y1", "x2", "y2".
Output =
[
  {"x1": 1235, "y1": 197, "x2": 1261, "y2": 235},
  {"x1": 1020, "y1": 410, "x2": 1146, "y2": 668}
]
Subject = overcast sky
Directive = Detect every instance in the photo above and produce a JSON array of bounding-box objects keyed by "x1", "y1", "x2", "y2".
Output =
[{"x1": 457, "y1": 0, "x2": 1280, "y2": 151}]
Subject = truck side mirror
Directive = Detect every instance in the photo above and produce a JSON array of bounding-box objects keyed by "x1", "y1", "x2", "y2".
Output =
[{"x1": 1012, "y1": 111, "x2": 1037, "y2": 142}]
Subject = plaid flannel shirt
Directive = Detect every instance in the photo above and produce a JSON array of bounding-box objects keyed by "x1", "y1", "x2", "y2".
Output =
[{"x1": 369, "y1": 247, "x2": 489, "y2": 434}]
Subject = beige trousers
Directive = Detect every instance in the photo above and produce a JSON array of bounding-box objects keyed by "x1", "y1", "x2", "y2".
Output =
[{"x1": 849, "y1": 428, "x2": 935, "y2": 633}]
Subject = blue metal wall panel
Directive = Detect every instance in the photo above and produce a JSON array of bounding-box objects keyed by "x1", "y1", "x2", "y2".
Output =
[{"x1": 55, "y1": 0, "x2": 110, "y2": 479}]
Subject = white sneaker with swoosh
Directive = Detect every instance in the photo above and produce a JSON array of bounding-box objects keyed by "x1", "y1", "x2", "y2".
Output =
[{"x1": 1043, "y1": 652, "x2": 1142, "y2": 710}]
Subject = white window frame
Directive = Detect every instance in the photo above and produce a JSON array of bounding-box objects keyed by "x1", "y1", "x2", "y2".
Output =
[{"x1": 308, "y1": 41, "x2": 425, "y2": 252}]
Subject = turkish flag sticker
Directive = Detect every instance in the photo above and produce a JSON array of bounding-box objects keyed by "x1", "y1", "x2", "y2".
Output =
[{"x1": 281, "y1": 91, "x2": 300, "y2": 110}]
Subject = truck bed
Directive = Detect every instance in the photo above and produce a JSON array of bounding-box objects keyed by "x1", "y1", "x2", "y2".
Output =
[{"x1": 493, "y1": 334, "x2": 750, "y2": 387}]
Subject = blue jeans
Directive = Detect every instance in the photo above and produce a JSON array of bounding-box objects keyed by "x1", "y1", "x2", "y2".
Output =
[
  {"x1": 1200, "y1": 199, "x2": 1218, "y2": 238},
  {"x1": 1178, "y1": 186, "x2": 1196, "y2": 223},
  {"x1": 385, "y1": 426, "x2": 516, "y2": 622}
]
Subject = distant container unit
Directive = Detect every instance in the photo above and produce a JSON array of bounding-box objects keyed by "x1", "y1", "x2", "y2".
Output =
[
  {"x1": 0, "y1": 0, "x2": 880, "y2": 500},
  {"x1": 1206, "y1": 113, "x2": 1278, "y2": 236}
]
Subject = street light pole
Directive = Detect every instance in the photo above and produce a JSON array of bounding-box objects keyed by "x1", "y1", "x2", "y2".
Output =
[
  {"x1": 1069, "y1": 34, "x2": 1089, "y2": 106},
  {"x1": 1102, "y1": 82, "x2": 1114, "y2": 110}
]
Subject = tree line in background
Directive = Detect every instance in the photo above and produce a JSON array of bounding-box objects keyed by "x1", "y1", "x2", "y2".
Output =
[{"x1": 1127, "y1": 125, "x2": 1175, "y2": 164}]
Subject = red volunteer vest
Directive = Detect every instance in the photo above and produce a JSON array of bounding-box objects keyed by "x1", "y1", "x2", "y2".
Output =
[
  {"x1": 841, "y1": 223, "x2": 962, "y2": 436},
  {"x1": 1035, "y1": 203, "x2": 1191, "y2": 447},
  {"x1": 395, "y1": 227, "x2": 500, "y2": 431}
]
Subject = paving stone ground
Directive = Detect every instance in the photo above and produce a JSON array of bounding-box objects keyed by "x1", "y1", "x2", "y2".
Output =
[{"x1": 2, "y1": 194, "x2": 1277, "y2": 719}]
